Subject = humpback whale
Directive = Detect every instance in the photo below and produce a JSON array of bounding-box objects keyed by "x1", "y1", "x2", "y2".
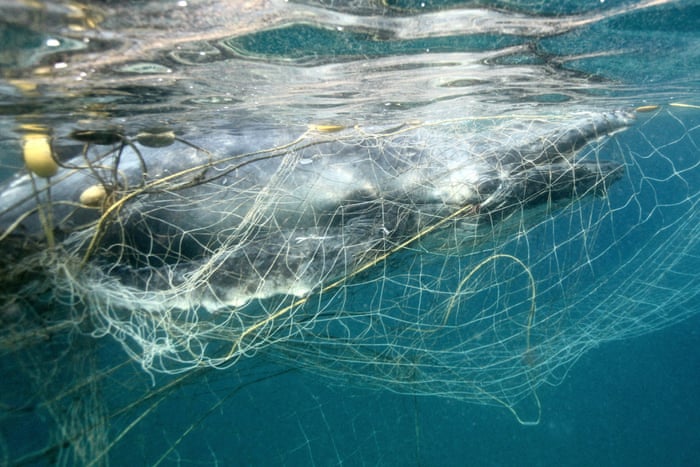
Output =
[{"x1": 0, "y1": 111, "x2": 633, "y2": 311}]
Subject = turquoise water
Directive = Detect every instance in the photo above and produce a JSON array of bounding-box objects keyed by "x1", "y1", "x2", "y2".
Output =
[{"x1": 1, "y1": 1, "x2": 699, "y2": 465}]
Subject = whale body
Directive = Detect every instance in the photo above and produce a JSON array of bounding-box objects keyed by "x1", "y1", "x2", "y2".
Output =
[{"x1": 0, "y1": 111, "x2": 633, "y2": 310}]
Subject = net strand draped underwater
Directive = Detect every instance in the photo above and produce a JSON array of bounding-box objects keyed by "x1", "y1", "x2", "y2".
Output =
[{"x1": 0, "y1": 0, "x2": 699, "y2": 464}]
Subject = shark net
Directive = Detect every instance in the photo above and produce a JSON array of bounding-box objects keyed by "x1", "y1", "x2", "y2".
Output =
[{"x1": 0, "y1": 104, "x2": 699, "y2": 463}]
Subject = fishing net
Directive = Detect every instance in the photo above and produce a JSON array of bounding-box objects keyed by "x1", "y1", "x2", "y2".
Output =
[
  {"x1": 1, "y1": 103, "x2": 699, "y2": 464},
  {"x1": 2, "y1": 104, "x2": 698, "y2": 430}
]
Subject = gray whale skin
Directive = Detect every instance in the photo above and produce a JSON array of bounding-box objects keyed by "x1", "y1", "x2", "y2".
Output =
[{"x1": 0, "y1": 111, "x2": 633, "y2": 309}]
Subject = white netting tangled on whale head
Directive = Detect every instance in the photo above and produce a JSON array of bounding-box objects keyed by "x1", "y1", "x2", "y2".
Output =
[{"x1": 2, "y1": 106, "x2": 699, "y2": 421}]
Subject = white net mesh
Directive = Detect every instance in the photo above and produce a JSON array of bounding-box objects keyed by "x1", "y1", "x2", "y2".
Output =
[{"x1": 2, "y1": 106, "x2": 698, "y2": 431}]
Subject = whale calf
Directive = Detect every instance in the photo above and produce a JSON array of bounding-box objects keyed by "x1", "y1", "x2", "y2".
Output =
[{"x1": 0, "y1": 111, "x2": 633, "y2": 311}]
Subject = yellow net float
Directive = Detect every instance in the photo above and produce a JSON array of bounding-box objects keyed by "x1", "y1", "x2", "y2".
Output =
[{"x1": 22, "y1": 133, "x2": 57, "y2": 178}]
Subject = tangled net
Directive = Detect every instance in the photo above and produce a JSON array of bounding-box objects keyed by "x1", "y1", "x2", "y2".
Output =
[{"x1": 0, "y1": 105, "x2": 698, "y2": 459}]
